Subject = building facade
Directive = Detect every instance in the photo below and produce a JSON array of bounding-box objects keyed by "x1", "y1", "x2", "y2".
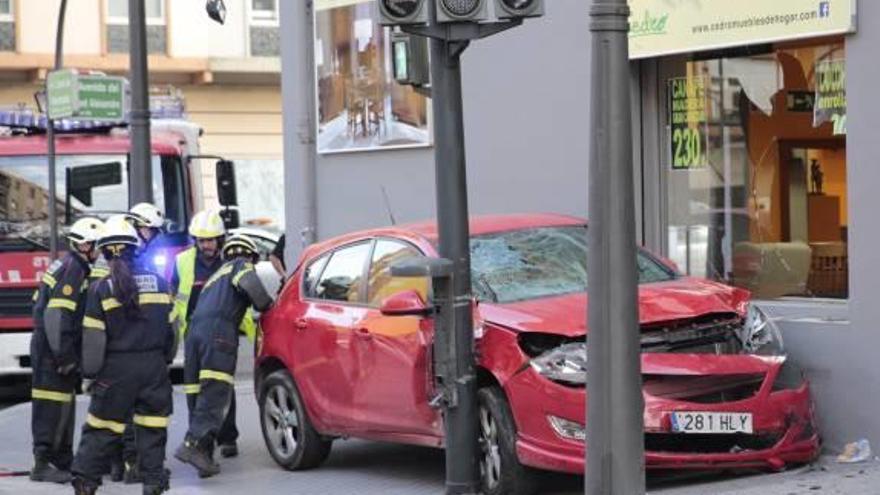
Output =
[
  {"x1": 281, "y1": 0, "x2": 876, "y2": 450},
  {"x1": 0, "y1": 0, "x2": 284, "y2": 227}
]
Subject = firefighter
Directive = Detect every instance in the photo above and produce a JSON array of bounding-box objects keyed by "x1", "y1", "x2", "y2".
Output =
[
  {"x1": 173, "y1": 210, "x2": 256, "y2": 459},
  {"x1": 29, "y1": 217, "x2": 103, "y2": 484},
  {"x1": 70, "y1": 216, "x2": 176, "y2": 495},
  {"x1": 174, "y1": 233, "x2": 275, "y2": 478},
  {"x1": 111, "y1": 202, "x2": 166, "y2": 484}
]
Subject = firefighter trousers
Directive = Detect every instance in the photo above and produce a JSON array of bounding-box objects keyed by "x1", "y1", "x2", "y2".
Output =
[
  {"x1": 71, "y1": 352, "x2": 172, "y2": 487},
  {"x1": 183, "y1": 317, "x2": 238, "y2": 444},
  {"x1": 30, "y1": 353, "x2": 77, "y2": 469}
]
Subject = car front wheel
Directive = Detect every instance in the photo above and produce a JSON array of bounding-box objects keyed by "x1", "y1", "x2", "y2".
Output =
[
  {"x1": 259, "y1": 369, "x2": 332, "y2": 470},
  {"x1": 478, "y1": 386, "x2": 537, "y2": 495}
]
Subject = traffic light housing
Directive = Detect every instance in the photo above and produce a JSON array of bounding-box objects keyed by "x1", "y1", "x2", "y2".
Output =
[
  {"x1": 495, "y1": 0, "x2": 544, "y2": 19},
  {"x1": 391, "y1": 31, "x2": 430, "y2": 87},
  {"x1": 378, "y1": 0, "x2": 429, "y2": 26},
  {"x1": 436, "y1": 0, "x2": 489, "y2": 23}
]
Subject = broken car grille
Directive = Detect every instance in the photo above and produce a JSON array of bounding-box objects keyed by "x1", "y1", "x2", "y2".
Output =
[
  {"x1": 643, "y1": 373, "x2": 766, "y2": 404},
  {"x1": 645, "y1": 432, "x2": 782, "y2": 454}
]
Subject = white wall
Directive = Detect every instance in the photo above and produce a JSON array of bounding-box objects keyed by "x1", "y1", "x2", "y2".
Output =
[
  {"x1": 167, "y1": 0, "x2": 247, "y2": 58},
  {"x1": 19, "y1": 0, "x2": 101, "y2": 55}
]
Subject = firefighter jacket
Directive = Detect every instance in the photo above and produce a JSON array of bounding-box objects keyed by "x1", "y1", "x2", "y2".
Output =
[{"x1": 32, "y1": 252, "x2": 92, "y2": 370}]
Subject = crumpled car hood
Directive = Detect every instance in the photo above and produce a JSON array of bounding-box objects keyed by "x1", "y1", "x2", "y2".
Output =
[{"x1": 479, "y1": 277, "x2": 750, "y2": 338}]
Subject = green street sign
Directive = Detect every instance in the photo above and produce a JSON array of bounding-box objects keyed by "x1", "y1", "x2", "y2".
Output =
[
  {"x1": 76, "y1": 75, "x2": 125, "y2": 120},
  {"x1": 47, "y1": 69, "x2": 76, "y2": 119},
  {"x1": 46, "y1": 70, "x2": 127, "y2": 121}
]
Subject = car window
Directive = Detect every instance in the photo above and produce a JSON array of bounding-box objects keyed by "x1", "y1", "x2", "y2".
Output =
[
  {"x1": 367, "y1": 239, "x2": 429, "y2": 307},
  {"x1": 302, "y1": 253, "x2": 330, "y2": 298},
  {"x1": 314, "y1": 242, "x2": 371, "y2": 303}
]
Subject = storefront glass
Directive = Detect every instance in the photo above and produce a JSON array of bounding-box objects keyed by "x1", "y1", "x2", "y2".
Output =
[{"x1": 660, "y1": 39, "x2": 847, "y2": 299}]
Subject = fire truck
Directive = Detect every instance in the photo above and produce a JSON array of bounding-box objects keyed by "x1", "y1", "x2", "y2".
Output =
[{"x1": 0, "y1": 99, "x2": 239, "y2": 380}]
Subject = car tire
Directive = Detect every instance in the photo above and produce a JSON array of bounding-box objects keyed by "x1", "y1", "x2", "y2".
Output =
[
  {"x1": 259, "y1": 369, "x2": 332, "y2": 470},
  {"x1": 478, "y1": 386, "x2": 538, "y2": 495}
]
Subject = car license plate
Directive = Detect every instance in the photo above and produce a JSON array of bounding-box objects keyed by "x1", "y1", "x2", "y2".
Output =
[{"x1": 671, "y1": 412, "x2": 753, "y2": 434}]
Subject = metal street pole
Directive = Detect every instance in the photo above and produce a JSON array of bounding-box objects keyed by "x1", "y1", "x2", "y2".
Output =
[
  {"x1": 47, "y1": 0, "x2": 68, "y2": 260},
  {"x1": 429, "y1": 36, "x2": 480, "y2": 495},
  {"x1": 128, "y1": 0, "x2": 153, "y2": 205},
  {"x1": 585, "y1": 1, "x2": 646, "y2": 494},
  {"x1": 280, "y1": 0, "x2": 318, "y2": 263}
]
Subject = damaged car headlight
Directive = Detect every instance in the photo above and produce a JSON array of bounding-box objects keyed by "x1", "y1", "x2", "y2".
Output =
[
  {"x1": 530, "y1": 342, "x2": 587, "y2": 385},
  {"x1": 739, "y1": 304, "x2": 785, "y2": 355}
]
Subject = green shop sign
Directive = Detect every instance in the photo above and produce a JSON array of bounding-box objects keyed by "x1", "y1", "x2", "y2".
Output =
[
  {"x1": 814, "y1": 59, "x2": 846, "y2": 135},
  {"x1": 668, "y1": 76, "x2": 709, "y2": 170},
  {"x1": 47, "y1": 69, "x2": 127, "y2": 121}
]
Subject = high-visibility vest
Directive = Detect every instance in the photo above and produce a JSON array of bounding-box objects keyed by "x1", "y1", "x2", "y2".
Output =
[{"x1": 172, "y1": 247, "x2": 258, "y2": 343}]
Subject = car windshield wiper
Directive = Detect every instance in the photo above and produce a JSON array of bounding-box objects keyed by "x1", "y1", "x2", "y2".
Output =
[{"x1": 476, "y1": 275, "x2": 499, "y2": 303}]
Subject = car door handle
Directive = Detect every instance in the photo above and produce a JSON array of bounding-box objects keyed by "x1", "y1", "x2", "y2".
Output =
[
  {"x1": 355, "y1": 327, "x2": 373, "y2": 340},
  {"x1": 295, "y1": 318, "x2": 308, "y2": 330}
]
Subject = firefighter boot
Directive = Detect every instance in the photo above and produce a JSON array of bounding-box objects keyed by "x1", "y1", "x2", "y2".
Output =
[
  {"x1": 29, "y1": 457, "x2": 72, "y2": 483},
  {"x1": 174, "y1": 437, "x2": 220, "y2": 478},
  {"x1": 142, "y1": 471, "x2": 170, "y2": 495},
  {"x1": 219, "y1": 441, "x2": 239, "y2": 458},
  {"x1": 123, "y1": 461, "x2": 142, "y2": 484},
  {"x1": 72, "y1": 477, "x2": 99, "y2": 495},
  {"x1": 109, "y1": 459, "x2": 124, "y2": 482}
]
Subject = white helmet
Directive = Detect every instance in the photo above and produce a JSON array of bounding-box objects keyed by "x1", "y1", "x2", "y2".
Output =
[
  {"x1": 189, "y1": 210, "x2": 226, "y2": 239},
  {"x1": 127, "y1": 202, "x2": 164, "y2": 229},
  {"x1": 68, "y1": 217, "x2": 104, "y2": 245},
  {"x1": 97, "y1": 214, "x2": 140, "y2": 250}
]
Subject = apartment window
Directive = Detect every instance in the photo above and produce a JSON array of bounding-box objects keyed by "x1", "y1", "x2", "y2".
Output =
[
  {"x1": 106, "y1": 0, "x2": 167, "y2": 54},
  {"x1": 249, "y1": 0, "x2": 280, "y2": 56},
  {"x1": 0, "y1": 0, "x2": 14, "y2": 52},
  {"x1": 250, "y1": 0, "x2": 278, "y2": 23}
]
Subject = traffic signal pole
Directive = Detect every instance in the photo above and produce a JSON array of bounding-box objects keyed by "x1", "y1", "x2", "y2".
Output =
[
  {"x1": 585, "y1": 1, "x2": 646, "y2": 494},
  {"x1": 128, "y1": 0, "x2": 153, "y2": 205},
  {"x1": 47, "y1": 0, "x2": 68, "y2": 260},
  {"x1": 428, "y1": 36, "x2": 480, "y2": 495}
]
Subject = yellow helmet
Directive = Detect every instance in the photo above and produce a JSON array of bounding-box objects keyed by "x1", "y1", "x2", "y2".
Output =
[
  {"x1": 189, "y1": 210, "x2": 226, "y2": 239},
  {"x1": 222, "y1": 233, "x2": 259, "y2": 260}
]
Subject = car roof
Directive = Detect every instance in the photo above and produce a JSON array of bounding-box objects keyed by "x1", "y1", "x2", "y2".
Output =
[{"x1": 299, "y1": 213, "x2": 586, "y2": 266}]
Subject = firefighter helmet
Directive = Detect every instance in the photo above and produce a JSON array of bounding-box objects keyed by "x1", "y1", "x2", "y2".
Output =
[
  {"x1": 127, "y1": 202, "x2": 165, "y2": 229},
  {"x1": 67, "y1": 217, "x2": 104, "y2": 245},
  {"x1": 189, "y1": 210, "x2": 226, "y2": 239},
  {"x1": 222, "y1": 233, "x2": 259, "y2": 260},
  {"x1": 97, "y1": 214, "x2": 140, "y2": 251}
]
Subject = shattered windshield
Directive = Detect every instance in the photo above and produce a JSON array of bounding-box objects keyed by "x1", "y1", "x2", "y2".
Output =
[
  {"x1": 0, "y1": 154, "x2": 168, "y2": 250},
  {"x1": 470, "y1": 226, "x2": 676, "y2": 303}
]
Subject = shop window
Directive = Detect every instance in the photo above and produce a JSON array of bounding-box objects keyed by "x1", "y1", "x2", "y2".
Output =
[
  {"x1": 106, "y1": 0, "x2": 167, "y2": 55},
  {"x1": 660, "y1": 40, "x2": 847, "y2": 299}
]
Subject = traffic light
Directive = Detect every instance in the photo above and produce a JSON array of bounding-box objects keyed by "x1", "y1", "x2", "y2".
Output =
[
  {"x1": 378, "y1": 0, "x2": 429, "y2": 26},
  {"x1": 436, "y1": 0, "x2": 489, "y2": 23},
  {"x1": 391, "y1": 31, "x2": 430, "y2": 87},
  {"x1": 495, "y1": 0, "x2": 544, "y2": 19}
]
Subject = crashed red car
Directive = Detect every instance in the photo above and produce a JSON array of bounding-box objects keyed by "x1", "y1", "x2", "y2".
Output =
[{"x1": 255, "y1": 214, "x2": 819, "y2": 495}]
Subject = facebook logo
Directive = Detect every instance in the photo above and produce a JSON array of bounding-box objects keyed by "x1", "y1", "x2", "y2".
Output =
[{"x1": 819, "y1": 2, "x2": 831, "y2": 18}]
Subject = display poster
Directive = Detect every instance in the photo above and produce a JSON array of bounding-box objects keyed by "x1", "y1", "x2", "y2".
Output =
[
  {"x1": 668, "y1": 76, "x2": 709, "y2": 171},
  {"x1": 813, "y1": 59, "x2": 847, "y2": 135}
]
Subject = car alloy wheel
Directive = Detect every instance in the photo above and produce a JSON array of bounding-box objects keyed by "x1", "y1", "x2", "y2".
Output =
[
  {"x1": 477, "y1": 387, "x2": 537, "y2": 495},
  {"x1": 479, "y1": 405, "x2": 503, "y2": 491},
  {"x1": 259, "y1": 370, "x2": 332, "y2": 470},
  {"x1": 263, "y1": 381, "x2": 300, "y2": 457}
]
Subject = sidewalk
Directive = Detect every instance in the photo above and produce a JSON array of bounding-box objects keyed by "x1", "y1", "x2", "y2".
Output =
[{"x1": 1, "y1": 383, "x2": 878, "y2": 494}]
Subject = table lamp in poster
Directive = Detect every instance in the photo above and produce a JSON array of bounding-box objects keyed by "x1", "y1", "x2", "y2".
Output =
[{"x1": 668, "y1": 76, "x2": 709, "y2": 170}]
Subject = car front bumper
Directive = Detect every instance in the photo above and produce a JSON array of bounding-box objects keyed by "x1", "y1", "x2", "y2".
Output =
[{"x1": 506, "y1": 361, "x2": 820, "y2": 474}]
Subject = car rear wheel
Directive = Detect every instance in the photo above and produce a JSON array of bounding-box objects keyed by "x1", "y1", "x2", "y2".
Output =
[
  {"x1": 478, "y1": 387, "x2": 537, "y2": 495},
  {"x1": 259, "y1": 369, "x2": 332, "y2": 470}
]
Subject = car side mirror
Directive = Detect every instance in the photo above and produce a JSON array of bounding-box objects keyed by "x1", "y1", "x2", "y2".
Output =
[{"x1": 380, "y1": 290, "x2": 432, "y2": 317}]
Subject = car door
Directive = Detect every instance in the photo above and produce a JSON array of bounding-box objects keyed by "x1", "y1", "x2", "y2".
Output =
[
  {"x1": 290, "y1": 240, "x2": 373, "y2": 431},
  {"x1": 350, "y1": 238, "x2": 441, "y2": 436}
]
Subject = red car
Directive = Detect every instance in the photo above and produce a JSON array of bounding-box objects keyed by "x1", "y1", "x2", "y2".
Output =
[{"x1": 255, "y1": 214, "x2": 819, "y2": 495}]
